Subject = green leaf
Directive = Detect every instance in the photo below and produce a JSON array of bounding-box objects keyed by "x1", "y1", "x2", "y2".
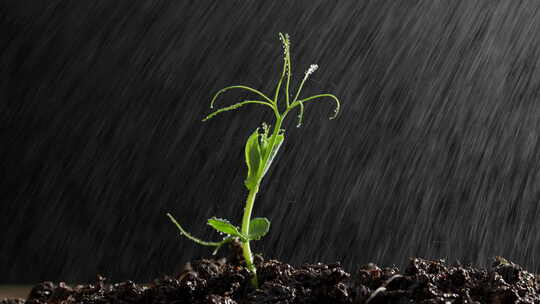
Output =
[
  {"x1": 207, "y1": 217, "x2": 245, "y2": 240},
  {"x1": 248, "y1": 217, "x2": 270, "y2": 240},
  {"x1": 244, "y1": 129, "x2": 263, "y2": 190},
  {"x1": 261, "y1": 132, "x2": 284, "y2": 178}
]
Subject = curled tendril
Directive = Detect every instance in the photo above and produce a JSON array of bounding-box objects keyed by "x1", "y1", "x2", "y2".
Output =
[
  {"x1": 210, "y1": 85, "x2": 274, "y2": 108},
  {"x1": 203, "y1": 100, "x2": 275, "y2": 121},
  {"x1": 167, "y1": 213, "x2": 221, "y2": 247},
  {"x1": 295, "y1": 94, "x2": 340, "y2": 120},
  {"x1": 167, "y1": 213, "x2": 235, "y2": 255},
  {"x1": 297, "y1": 102, "x2": 304, "y2": 128}
]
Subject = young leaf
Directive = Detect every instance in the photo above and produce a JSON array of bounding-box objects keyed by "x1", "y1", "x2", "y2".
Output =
[
  {"x1": 260, "y1": 132, "x2": 285, "y2": 178},
  {"x1": 244, "y1": 130, "x2": 263, "y2": 190},
  {"x1": 207, "y1": 217, "x2": 245, "y2": 239},
  {"x1": 248, "y1": 217, "x2": 270, "y2": 240}
]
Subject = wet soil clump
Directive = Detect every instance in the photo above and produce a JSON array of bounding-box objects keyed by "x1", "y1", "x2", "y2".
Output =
[{"x1": 3, "y1": 245, "x2": 540, "y2": 303}]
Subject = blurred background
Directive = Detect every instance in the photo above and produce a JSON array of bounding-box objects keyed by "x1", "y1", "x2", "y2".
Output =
[{"x1": 3, "y1": 1, "x2": 540, "y2": 285}]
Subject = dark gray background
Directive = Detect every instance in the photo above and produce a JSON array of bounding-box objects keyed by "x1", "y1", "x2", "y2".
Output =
[{"x1": 3, "y1": 1, "x2": 540, "y2": 284}]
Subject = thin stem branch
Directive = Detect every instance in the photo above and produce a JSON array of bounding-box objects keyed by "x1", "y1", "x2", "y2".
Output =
[
  {"x1": 210, "y1": 85, "x2": 274, "y2": 107},
  {"x1": 292, "y1": 76, "x2": 308, "y2": 104},
  {"x1": 202, "y1": 100, "x2": 275, "y2": 121},
  {"x1": 167, "y1": 213, "x2": 223, "y2": 247}
]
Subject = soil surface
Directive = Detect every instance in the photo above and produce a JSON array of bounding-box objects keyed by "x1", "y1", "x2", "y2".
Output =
[
  {"x1": 0, "y1": 287, "x2": 31, "y2": 300},
  {"x1": 2, "y1": 243, "x2": 540, "y2": 303}
]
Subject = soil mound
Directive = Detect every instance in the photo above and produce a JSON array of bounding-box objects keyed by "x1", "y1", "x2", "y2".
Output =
[{"x1": 3, "y1": 245, "x2": 540, "y2": 303}]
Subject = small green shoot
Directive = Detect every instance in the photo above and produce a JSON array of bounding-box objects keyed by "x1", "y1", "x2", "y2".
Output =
[{"x1": 167, "y1": 33, "x2": 340, "y2": 288}]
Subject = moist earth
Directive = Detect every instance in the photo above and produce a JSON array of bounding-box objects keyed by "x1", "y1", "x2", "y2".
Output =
[{"x1": 2, "y1": 243, "x2": 540, "y2": 304}]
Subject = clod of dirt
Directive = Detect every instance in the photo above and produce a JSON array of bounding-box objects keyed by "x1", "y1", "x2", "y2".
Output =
[{"x1": 3, "y1": 244, "x2": 540, "y2": 303}]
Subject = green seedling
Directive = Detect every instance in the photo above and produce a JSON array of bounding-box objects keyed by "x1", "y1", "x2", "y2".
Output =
[{"x1": 167, "y1": 33, "x2": 340, "y2": 288}]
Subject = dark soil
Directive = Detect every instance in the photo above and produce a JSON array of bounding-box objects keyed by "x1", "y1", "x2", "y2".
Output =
[{"x1": 3, "y1": 243, "x2": 540, "y2": 304}]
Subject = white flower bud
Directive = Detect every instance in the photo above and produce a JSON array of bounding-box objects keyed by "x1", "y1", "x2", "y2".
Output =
[{"x1": 306, "y1": 64, "x2": 318, "y2": 76}]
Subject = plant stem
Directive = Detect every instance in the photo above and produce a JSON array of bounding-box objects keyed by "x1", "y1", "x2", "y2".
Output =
[
  {"x1": 241, "y1": 183, "x2": 260, "y2": 287},
  {"x1": 240, "y1": 115, "x2": 285, "y2": 288}
]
